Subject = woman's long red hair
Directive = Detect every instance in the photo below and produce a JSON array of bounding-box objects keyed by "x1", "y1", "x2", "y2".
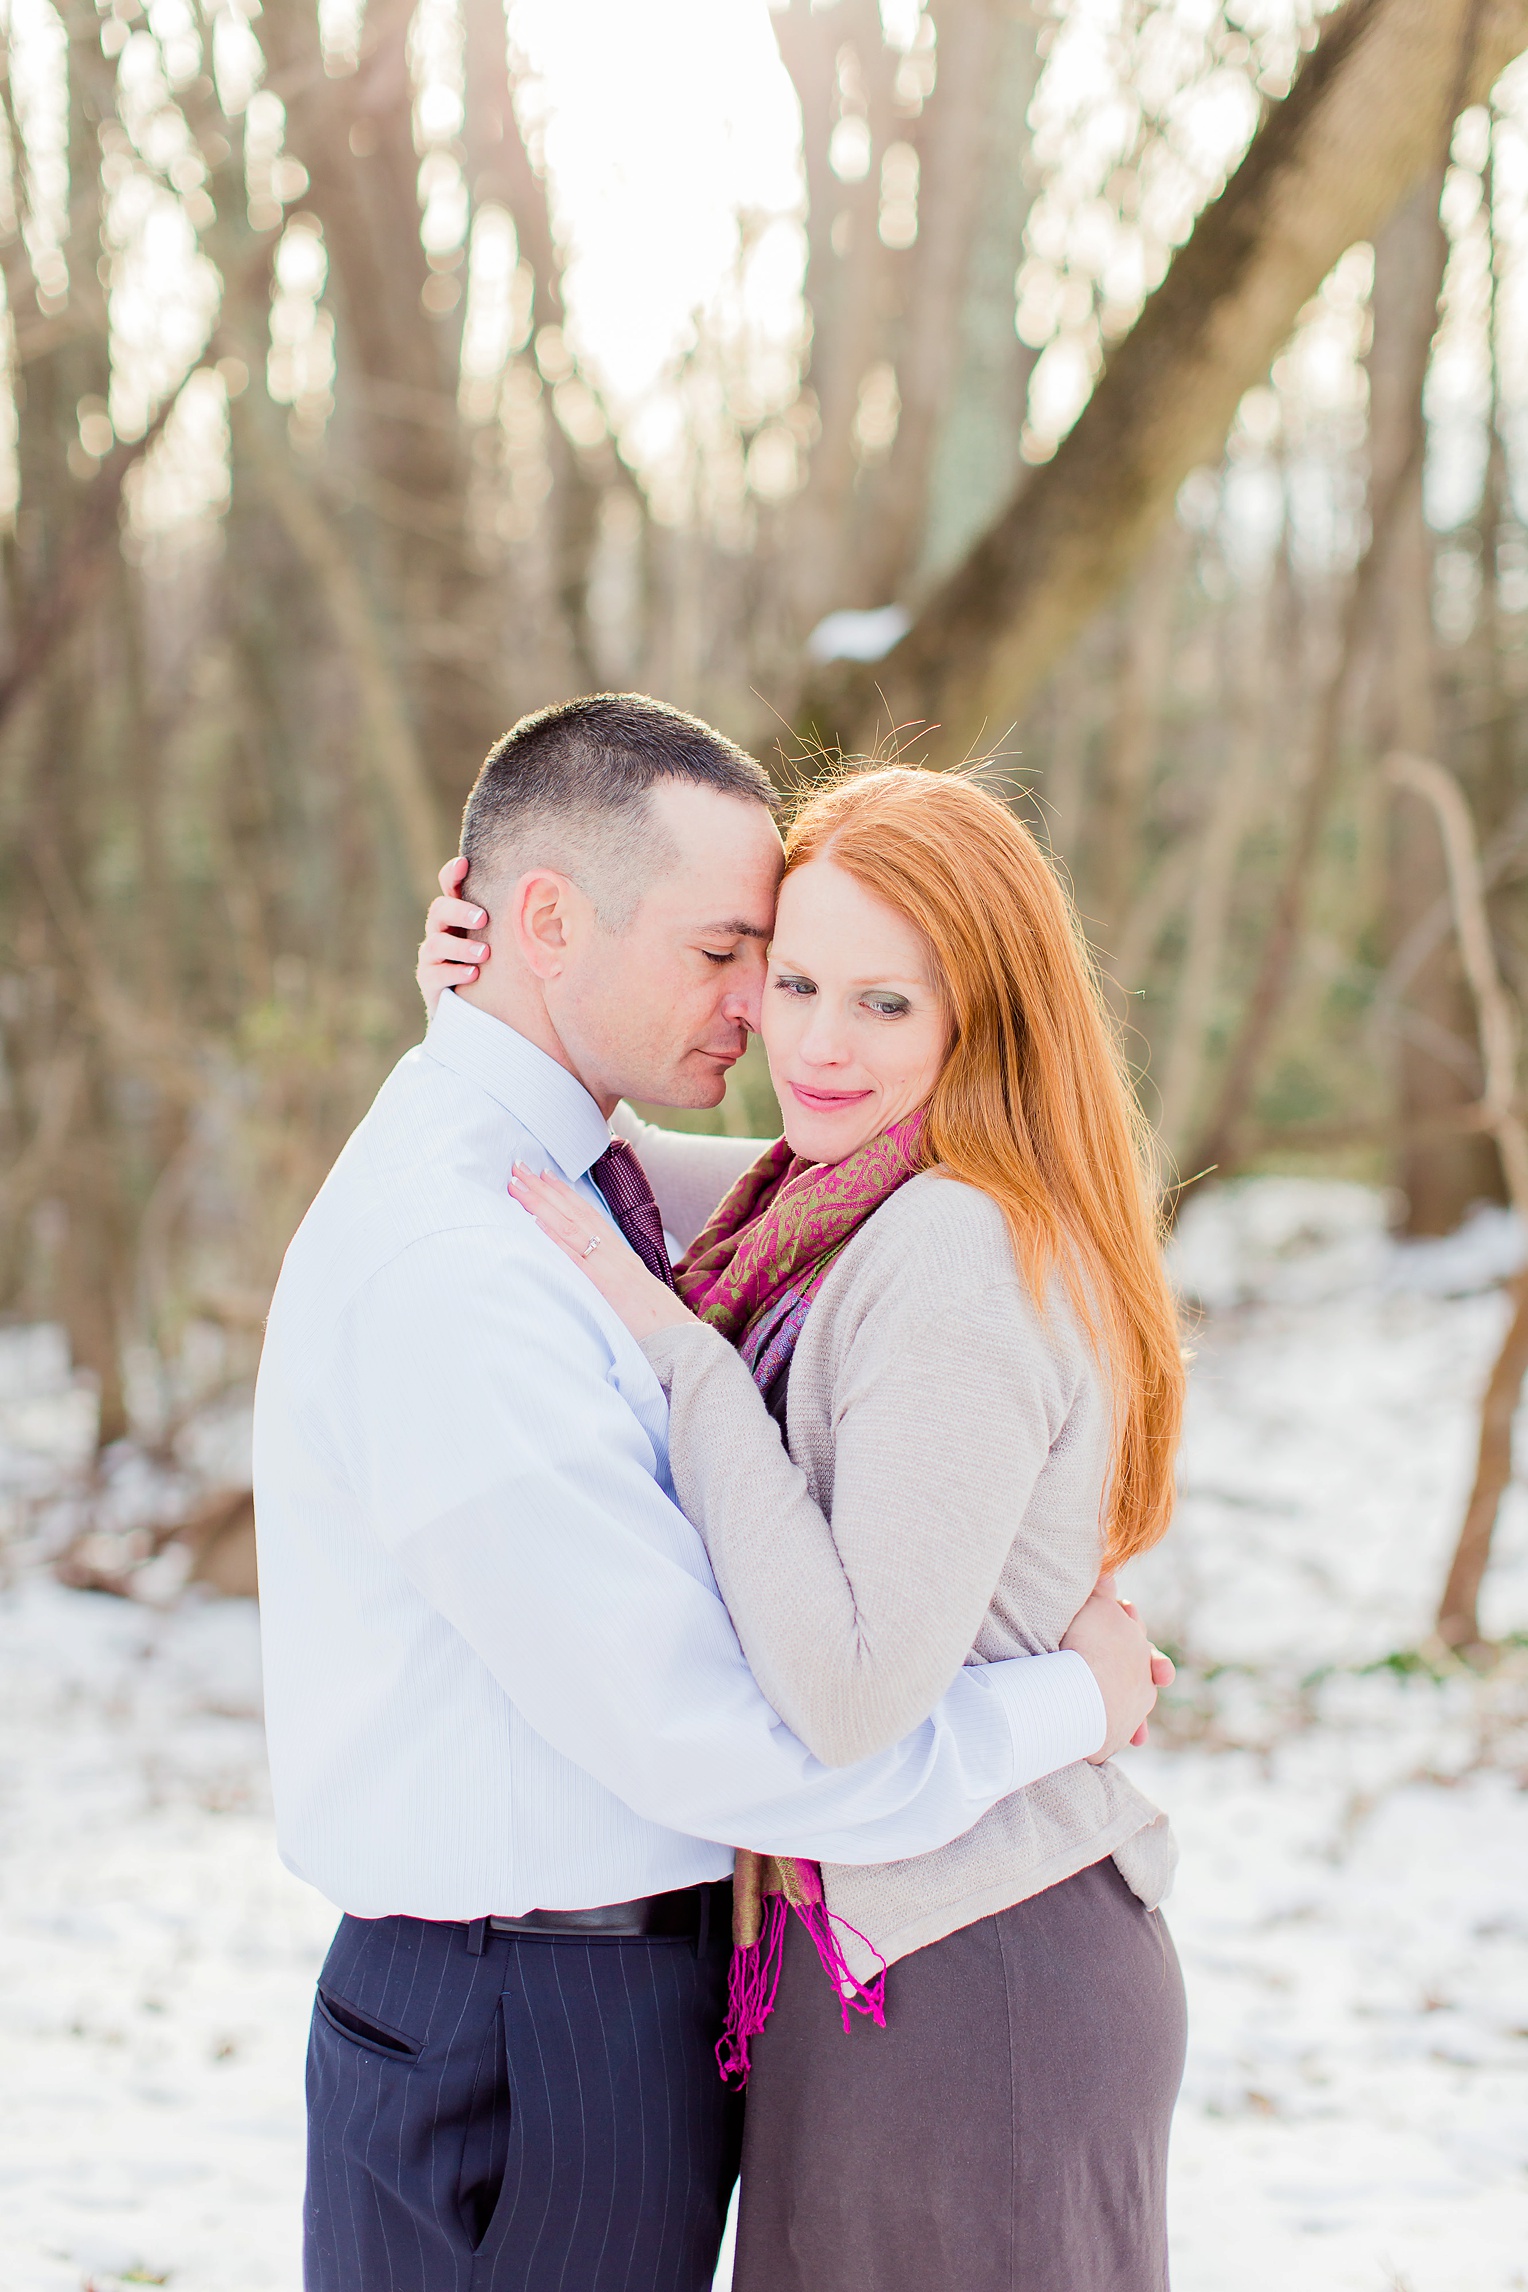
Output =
[{"x1": 783, "y1": 767, "x2": 1183, "y2": 1566}]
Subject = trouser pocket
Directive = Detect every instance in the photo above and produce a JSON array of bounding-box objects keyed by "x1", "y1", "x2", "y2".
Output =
[{"x1": 314, "y1": 1987, "x2": 422, "y2": 2061}]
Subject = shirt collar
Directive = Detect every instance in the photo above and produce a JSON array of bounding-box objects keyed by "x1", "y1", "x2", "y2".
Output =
[{"x1": 423, "y1": 990, "x2": 612, "y2": 1182}]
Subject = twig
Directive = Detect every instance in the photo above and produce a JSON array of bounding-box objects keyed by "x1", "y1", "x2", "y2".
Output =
[
  {"x1": 1384, "y1": 751, "x2": 1528, "y2": 1649},
  {"x1": 1384, "y1": 752, "x2": 1528, "y2": 1213}
]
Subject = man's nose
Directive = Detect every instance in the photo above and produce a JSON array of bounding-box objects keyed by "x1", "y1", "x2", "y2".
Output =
[{"x1": 720, "y1": 949, "x2": 767, "y2": 1032}]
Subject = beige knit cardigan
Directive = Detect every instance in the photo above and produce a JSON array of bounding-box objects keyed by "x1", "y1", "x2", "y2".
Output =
[{"x1": 635, "y1": 1162, "x2": 1176, "y2": 1981}]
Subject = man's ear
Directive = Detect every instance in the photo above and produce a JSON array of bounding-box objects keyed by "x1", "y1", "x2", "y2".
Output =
[{"x1": 509, "y1": 868, "x2": 581, "y2": 982}]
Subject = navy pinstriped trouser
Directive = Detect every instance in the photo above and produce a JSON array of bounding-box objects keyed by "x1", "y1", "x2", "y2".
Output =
[{"x1": 303, "y1": 1898, "x2": 743, "y2": 2292}]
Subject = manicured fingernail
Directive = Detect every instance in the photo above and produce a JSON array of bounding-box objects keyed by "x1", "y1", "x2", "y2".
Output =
[
  {"x1": 470, "y1": 909, "x2": 486, "y2": 926},
  {"x1": 469, "y1": 944, "x2": 487, "y2": 959}
]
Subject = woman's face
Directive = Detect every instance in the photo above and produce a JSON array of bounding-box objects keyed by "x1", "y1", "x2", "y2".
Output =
[{"x1": 761, "y1": 858, "x2": 950, "y2": 1165}]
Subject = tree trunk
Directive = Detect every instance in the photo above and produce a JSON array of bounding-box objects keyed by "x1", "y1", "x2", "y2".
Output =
[
  {"x1": 845, "y1": 0, "x2": 1010, "y2": 607},
  {"x1": 1156, "y1": 575, "x2": 1274, "y2": 1161},
  {"x1": 266, "y1": 0, "x2": 514, "y2": 821},
  {"x1": 1371, "y1": 181, "x2": 1504, "y2": 1229},
  {"x1": 916, "y1": 6, "x2": 1041, "y2": 587},
  {"x1": 1382, "y1": 749, "x2": 1528, "y2": 1650},
  {"x1": 1088, "y1": 522, "x2": 1188, "y2": 962},
  {"x1": 804, "y1": 0, "x2": 1528, "y2": 761},
  {"x1": 773, "y1": 0, "x2": 901, "y2": 633},
  {"x1": 1187, "y1": 154, "x2": 1460, "y2": 1184},
  {"x1": 1436, "y1": 1271, "x2": 1528, "y2": 1646}
]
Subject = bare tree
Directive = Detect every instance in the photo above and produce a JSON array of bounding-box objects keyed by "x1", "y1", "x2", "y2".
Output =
[{"x1": 805, "y1": 0, "x2": 1528, "y2": 763}]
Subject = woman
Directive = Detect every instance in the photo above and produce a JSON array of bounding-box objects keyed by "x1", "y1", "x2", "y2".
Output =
[{"x1": 423, "y1": 765, "x2": 1186, "y2": 2292}]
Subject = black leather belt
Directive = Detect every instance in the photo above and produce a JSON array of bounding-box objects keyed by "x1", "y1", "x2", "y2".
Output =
[{"x1": 488, "y1": 1883, "x2": 720, "y2": 1940}]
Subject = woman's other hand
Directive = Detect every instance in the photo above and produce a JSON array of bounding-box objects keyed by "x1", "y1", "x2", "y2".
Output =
[
  {"x1": 509, "y1": 1164, "x2": 695, "y2": 1341},
  {"x1": 417, "y1": 857, "x2": 490, "y2": 1015},
  {"x1": 1062, "y1": 1577, "x2": 1169, "y2": 1760}
]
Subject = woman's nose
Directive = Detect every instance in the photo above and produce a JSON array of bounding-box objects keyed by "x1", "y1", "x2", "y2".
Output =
[{"x1": 797, "y1": 1007, "x2": 849, "y2": 1066}]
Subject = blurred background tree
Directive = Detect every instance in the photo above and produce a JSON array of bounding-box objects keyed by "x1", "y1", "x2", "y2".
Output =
[{"x1": 0, "y1": 0, "x2": 1526, "y2": 1502}]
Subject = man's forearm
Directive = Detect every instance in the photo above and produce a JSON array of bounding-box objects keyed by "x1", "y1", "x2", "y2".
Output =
[{"x1": 400, "y1": 1508, "x2": 1103, "y2": 1866}]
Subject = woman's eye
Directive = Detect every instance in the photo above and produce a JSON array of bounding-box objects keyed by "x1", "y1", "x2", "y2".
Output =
[
  {"x1": 865, "y1": 996, "x2": 910, "y2": 1019},
  {"x1": 773, "y1": 974, "x2": 816, "y2": 997}
]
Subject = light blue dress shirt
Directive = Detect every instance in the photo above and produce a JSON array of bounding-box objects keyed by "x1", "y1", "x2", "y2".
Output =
[{"x1": 253, "y1": 989, "x2": 1104, "y2": 1918}]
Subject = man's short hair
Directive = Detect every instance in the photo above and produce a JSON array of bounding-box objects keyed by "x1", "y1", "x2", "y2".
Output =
[{"x1": 460, "y1": 693, "x2": 777, "y2": 928}]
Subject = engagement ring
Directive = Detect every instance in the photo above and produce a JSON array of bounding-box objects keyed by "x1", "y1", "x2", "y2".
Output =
[{"x1": 582, "y1": 1236, "x2": 602, "y2": 1258}]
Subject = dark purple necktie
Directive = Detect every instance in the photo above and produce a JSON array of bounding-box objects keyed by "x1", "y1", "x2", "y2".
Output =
[{"x1": 591, "y1": 1139, "x2": 677, "y2": 1290}]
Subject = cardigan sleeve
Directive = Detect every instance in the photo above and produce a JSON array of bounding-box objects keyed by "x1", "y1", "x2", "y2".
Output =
[{"x1": 640, "y1": 1279, "x2": 1089, "y2": 1768}]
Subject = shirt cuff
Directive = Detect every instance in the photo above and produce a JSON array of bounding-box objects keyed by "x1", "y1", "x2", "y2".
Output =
[{"x1": 973, "y1": 1649, "x2": 1106, "y2": 1787}]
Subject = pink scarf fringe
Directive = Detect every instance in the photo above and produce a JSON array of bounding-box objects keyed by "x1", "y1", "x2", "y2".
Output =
[{"x1": 716, "y1": 1888, "x2": 888, "y2": 2087}]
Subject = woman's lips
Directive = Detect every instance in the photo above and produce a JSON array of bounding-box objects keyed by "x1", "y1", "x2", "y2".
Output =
[{"x1": 787, "y1": 1082, "x2": 873, "y2": 1111}]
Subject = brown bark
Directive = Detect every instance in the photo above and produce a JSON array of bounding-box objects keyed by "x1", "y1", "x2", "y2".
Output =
[
  {"x1": 0, "y1": 39, "x2": 138, "y2": 1443},
  {"x1": 1384, "y1": 752, "x2": 1528, "y2": 1208},
  {"x1": 1369, "y1": 182, "x2": 1503, "y2": 1230},
  {"x1": 916, "y1": 7, "x2": 1041, "y2": 586},
  {"x1": 1188, "y1": 148, "x2": 1463, "y2": 1183},
  {"x1": 1088, "y1": 523, "x2": 1189, "y2": 957},
  {"x1": 262, "y1": 0, "x2": 516, "y2": 815},
  {"x1": 773, "y1": 0, "x2": 901, "y2": 631},
  {"x1": 0, "y1": 403, "x2": 172, "y2": 735},
  {"x1": 1379, "y1": 749, "x2": 1528, "y2": 1648},
  {"x1": 804, "y1": 0, "x2": 1528, "y2": 761},
  {"x1": 846, "y1": 0, "x2": 1008, "y2": 605},
  {"x1": 1156, "y1": 577, "x2": 1275, "y2": 1160},
  {"x1": 1383, "y1": 511, "x2": 1503, "y2": 1228},
  {"x1": 232, "y1": 394, "x2": 445, "y2": 897},
  {"x1": 1436, "y1": 1271, "x2": 1528, "y2": 1647}
]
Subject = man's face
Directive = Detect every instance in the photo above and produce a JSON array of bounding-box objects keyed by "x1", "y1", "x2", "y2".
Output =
[{"x1": 546, "y1": 782, "x2": 783, "y2": 1109}]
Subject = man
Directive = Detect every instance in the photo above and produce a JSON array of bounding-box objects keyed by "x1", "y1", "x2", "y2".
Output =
[{"x1": 254, "y1": 693, "x2": 1162, "y2": 2292}]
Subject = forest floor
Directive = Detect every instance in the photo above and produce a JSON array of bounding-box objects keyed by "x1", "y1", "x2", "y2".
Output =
[{"x1": 1, "y1": 1180, "x2": 1526, "y2": 2292}]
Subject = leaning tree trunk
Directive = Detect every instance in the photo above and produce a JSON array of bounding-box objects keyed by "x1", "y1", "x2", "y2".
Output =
[{"x1": 803, "y1": 0, "x2": 1528, "y2": 763}]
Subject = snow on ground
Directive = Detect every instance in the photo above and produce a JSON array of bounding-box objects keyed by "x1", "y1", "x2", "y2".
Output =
[{"x1": 1, "y1": 1180, "x2": 1526, "y2": 2292}]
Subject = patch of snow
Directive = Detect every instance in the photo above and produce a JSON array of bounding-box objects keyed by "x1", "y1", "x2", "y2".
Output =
[
  {"x1": 174, "y1": 1397, "x2": 255, "y2": 1492},
  {"x1": 0, "y1": 1579, "x2": 330, "y2": 2292},
  {"x1": 1168, "y1": 1178, "x2": 1395, "y2": 1309},
  {"x1": 803, "y1": 602, "x2": 911, "y2": 664},
  {"x1": 4, "y1": 1179, "x2": 1527, "y2": 2290},
  {"x1": 1128, "y1": 1281, "x2": 1528, "y2": 1667},
  {"x1": 0, "y1": 1324, "x2": 100, "y2": 1511},
  {"x1": 1386, "y1": 1201, "x2": 1528, "y2": 1297}
]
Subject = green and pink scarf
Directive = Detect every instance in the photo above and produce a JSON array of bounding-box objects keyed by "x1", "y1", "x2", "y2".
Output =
[{"x1": 674, "y1": 1110, "x2": 926, "y2": 2084}]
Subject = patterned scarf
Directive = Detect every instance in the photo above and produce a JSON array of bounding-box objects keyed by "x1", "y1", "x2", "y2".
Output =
[
  {"x1": 675, "y1": 1112, "x2": 926, "y2": 2085},
  {"x1": 676, "y1": 1110, "x2": 925, "y2": 1388}
]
